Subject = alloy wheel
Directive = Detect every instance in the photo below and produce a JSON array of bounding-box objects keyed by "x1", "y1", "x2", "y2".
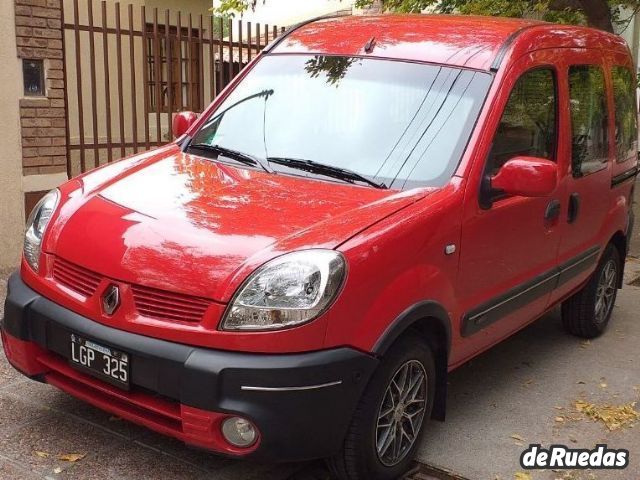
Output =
[
  {"x1": 375, "y1": 360, "x2": 427, "y2": 467},
  {"x1": 595, "y1": 259, "x2": 617, "y2": 325}
]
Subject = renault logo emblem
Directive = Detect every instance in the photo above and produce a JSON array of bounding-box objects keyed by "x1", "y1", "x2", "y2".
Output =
[{"x1": 102, "y1": 284, "x2": 120, "y2": 316}]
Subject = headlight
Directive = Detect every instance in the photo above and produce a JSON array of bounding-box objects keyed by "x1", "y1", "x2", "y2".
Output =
[
  {"x1": 24, "y1": 189, "x2": 60, "y2": 272},
  {"x1": 221, "y1": 250, "x2": 346, "y2": 331}
]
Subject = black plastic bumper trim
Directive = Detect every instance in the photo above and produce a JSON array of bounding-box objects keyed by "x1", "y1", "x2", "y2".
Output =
[{"x1": 1, "y1": 273, "x2": 378, "y2": 461}]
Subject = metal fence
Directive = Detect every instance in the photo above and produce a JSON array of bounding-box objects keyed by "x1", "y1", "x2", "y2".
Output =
[{"x1": 63, "y1": 0, "x2": 285, "y2": 175}]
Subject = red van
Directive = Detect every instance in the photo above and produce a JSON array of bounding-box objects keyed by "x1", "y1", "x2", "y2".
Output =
[{"x1": 2, "y1": 14, "x2": 637, "y2": 480}]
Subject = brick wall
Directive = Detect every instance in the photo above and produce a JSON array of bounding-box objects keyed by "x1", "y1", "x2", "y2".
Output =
[{"x1": 14, "y1": 0, "x2": 67, "y2": 176}]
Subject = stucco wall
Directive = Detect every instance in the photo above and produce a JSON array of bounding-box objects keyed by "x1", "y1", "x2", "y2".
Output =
[
  {"x1": 0, "y1": 4, "x2": 26, "y2": 269},
  {"x1": 616, "y1": 7, "x2": 640, "y2": 69},
  {"x1": 146, "y1": 0, "x2": 211, "y2": 13}
]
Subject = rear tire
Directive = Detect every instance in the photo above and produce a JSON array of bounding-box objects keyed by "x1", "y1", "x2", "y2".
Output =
[
  {"x1": 327, "y1": 335, "x2": 435, "y2": 480},
  {"x1": 561, "y1": 244, "x2": 620, "y2": 339}
]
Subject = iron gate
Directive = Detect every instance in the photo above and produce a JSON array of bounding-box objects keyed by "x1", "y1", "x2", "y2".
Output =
[{"x1": 63, "y1": 0, "x2": 284, "y2": 176}]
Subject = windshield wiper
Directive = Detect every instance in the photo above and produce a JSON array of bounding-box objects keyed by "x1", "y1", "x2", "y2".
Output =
[
  {"x1": 188, "y1": 144, "x2": 273, "y2": 173},
  {"x1": 268, "y1": 157, "x2": 387, "y2": 189}
]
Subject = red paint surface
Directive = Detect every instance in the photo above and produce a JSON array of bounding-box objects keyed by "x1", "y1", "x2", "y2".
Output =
[
  {"x1": 172, "y1": 111, "x2": 198, "y2": 138},
  {"x1": 274, "y1": 15, "x2": 542, "y2": 71},
  {"x1": 491, "y1": 157, "x2": 558, "y2": 197},
  {"x1": 18, "y1": 16, "x2": 635, "y2": 367}
]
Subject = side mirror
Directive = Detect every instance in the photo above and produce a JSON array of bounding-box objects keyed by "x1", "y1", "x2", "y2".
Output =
[
  {"x1": 172, "y1": 111, "x2": 198, "y2": 138},
  {"x1": 491, "y1": 156, "x2": 558, "y2": 198}
]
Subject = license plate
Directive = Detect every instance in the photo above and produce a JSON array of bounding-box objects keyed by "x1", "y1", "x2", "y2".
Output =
[{"x1": 69, "y1": 334, "x2": 130, "y2": 389}]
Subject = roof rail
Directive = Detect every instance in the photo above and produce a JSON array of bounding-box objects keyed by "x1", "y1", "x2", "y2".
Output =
[
  {"x1": 490, "y1": 24, "x2": 540, "y2": 72},
  {"x1": 263, "y1": 11, "x2": 352, "y2": 53}
]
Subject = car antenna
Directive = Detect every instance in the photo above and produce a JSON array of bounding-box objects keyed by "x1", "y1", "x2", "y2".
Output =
[{"x1": 364, "y1": 36, "x2": 377, "y2": 54}]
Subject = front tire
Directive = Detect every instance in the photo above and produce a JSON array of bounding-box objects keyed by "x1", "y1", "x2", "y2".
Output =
[
  {"x1": 328, "y1": 335, "x2": 435, "y2": 480},
  {"x1": 561, "y1": 244, "x2": 620, "y2": 339}
]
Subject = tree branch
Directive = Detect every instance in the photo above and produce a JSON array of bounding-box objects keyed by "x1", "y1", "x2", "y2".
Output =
[
  {"x1": 579, "y1": 0, "x2": 614, "y2": 32},
  {"x1": 548, "y1": 0, "x2": 614, "y2": 32}
]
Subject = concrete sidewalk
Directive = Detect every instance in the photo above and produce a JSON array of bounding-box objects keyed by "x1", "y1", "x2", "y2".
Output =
[{"x1": 417, "y1": 261, "x2": 640, "y2": 480}]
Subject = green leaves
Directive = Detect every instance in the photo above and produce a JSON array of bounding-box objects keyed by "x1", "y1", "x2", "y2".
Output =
[
  {"x1": 212, "y1": 0, "x2": 640, "y2": 33},
  {"x1": 211, "y1": 0, "x2": 254, "y2": 16}
]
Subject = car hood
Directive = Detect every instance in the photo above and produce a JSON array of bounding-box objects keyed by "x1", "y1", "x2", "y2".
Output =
[{"x1": 47, "y1": 146, "x2": 432, "y2": 302}]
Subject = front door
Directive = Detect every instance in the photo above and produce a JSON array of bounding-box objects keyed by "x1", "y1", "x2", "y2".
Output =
[{"x1": 454, "y1": 52, "x2": 564, "y2": 364}]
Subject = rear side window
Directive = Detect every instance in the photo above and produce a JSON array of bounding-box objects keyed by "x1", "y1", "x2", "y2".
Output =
[
  {"x1": 569, "y1": 66, "x2": 609, "y2": 176},
  {"x1": 487, "y1": 68, "x2": 556, "y2": 176},
  {"x1": 612, "y1": 66, "x2": 638, "y2": 163}
]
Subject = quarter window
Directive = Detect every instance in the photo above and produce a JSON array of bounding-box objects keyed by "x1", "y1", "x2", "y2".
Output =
[
  {"x1": 569, "y1": 66, "x2": 609, "y2": 176},
  {"x1": 487, "y1": 68, "x2": 557, "y2": 176},
  {"x1": 611, "y1": 66, "x2": 638, "y2": 163}
]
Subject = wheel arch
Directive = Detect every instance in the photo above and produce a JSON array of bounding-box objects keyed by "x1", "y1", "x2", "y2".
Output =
[
  {"x1": 372, "y1": 301, "x2": 451, "y2": 422},
  {"x1": 609, "y1": 230, "x2": 627, "y2": 288}
]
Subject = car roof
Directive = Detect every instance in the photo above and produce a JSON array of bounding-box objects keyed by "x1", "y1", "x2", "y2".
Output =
[{"x1": 269, "y1": 14, "x2": 630, "y2": 71}]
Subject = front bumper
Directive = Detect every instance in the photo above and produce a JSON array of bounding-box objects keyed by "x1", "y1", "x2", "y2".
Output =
[{"x1": 1, "y1": 273, "x2": 378, "y2": 461}]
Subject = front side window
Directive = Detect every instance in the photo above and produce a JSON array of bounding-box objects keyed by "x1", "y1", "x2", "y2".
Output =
[
  {"x1": 190, "y1": 55, "x2": 492, "y2": 189},
  {"x1": 486, "y1": 68, "x2": 557, "y2": 176},
  {"x1": 612, "y1": 66, "x2": 638, "y2": 163},
  {"x1": 569, "y1": 66, "x2": 609, "y2": 176}
]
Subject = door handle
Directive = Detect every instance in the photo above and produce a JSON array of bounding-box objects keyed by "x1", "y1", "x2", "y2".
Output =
[
  {"x1": 545, "y1": 199, "x2": 561, "y2": 221},
  {"x1": 568, "y1": 193, "x2": 580, "y2": 224}
]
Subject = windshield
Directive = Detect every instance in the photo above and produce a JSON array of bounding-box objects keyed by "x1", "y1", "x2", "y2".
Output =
[{"x1": 190, "y1": 55, "x2": 492, "y2": 190}]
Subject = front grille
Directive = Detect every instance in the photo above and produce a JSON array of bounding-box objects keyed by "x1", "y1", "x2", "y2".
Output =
[
  {"x1": 51, "y1": 257, "x2": 210, "y2": 323},
  {"x1": 52, "y1": 257, "x2": 102, "y2": 297},
  {"x1": 131, "y1": 284, "x2": 210, "y2": 323}
]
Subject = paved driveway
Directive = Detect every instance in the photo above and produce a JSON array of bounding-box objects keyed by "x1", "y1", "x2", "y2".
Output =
[{"x1": 1, "y1": 259, "x2": 638, "y2": 480}]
